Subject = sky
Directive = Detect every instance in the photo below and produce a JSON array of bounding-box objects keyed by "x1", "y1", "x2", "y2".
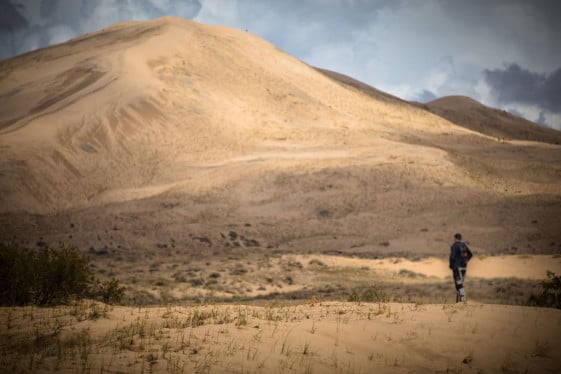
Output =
[{"x1": 1, "y1": 0, "x2": 560, "y2": 130}]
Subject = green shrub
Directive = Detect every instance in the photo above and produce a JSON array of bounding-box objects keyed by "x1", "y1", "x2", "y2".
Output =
[
  {"x1": 0, "y1": 243, "x2": 35, "y2": 305},
  {"x1": 0, "y1": 243, "x2": 125, "y2": 306},
  {"x1": 33, "y1": 245, "x2": 93, "y2": 305},
  {"x1": 95, "y1": 278, "x2": 126, "y2": 305},
  {"x1": 528, "y1": 271, "x2": 561, "y2": 309}
]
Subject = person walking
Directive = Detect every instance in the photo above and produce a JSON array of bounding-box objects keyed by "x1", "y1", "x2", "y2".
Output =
[{"x1": 449, "y1": 233, "x2": 473, "y2": 302}]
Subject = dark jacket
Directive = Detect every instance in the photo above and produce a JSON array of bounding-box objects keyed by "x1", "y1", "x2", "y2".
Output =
[{"x1": 449, "y1": 241, "x2": 473, "y2": 269}]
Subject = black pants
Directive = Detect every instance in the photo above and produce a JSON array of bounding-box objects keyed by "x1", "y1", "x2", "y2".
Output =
[{"x1": 452, "y1": 267, "x2": 467, "y2": 302}]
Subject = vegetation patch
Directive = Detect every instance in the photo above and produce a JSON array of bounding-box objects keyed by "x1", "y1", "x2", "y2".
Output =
[
  {"x1": 528, "y1": 271, "x2": 561, "y2": 309},
  {"x1": 0, "y1": 243, "x2": 125, "y2": 306}
]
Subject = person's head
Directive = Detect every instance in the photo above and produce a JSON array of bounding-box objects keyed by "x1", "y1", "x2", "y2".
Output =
[{"x1": 454, "y1": 233, "x2": 462, "y2": 242}]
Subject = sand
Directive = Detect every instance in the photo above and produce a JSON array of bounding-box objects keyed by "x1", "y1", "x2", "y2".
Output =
[
  {"x1": 1, "y1": 301, "x2": 560, "y2": 373},
  {"x1": 292, "y1": 254, "x2": 561, "y2": 280}
]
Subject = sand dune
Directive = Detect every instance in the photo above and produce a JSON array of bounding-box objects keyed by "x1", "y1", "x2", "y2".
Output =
[
  {"x1": 0, "y1": 17, "x2": 560, "y2": 256},
  {"x1": 1, "y1": 16, "x2": 480, "y2": 215}
]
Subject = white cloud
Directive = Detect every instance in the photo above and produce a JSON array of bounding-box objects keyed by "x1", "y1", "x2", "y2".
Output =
[
  {"x1": 474, "y1": 79, "x2": 496, "y2": 107},
  {"x1": 47, "y1": 24, "x2": 75, "y2": 45},
  {"x1": 19, "y1": 32, "x2": 41, "y2": 54},
  {"x1": 543, "y1": 112, "x2": 561, "y2": 131},
  {"x1": 376, "y1": 83, "x2": 416, "y2": 101},
  {"x1": 195, "y1": 0, "x2": 239, "y2": 25},
  {"x1": 498, "y1": 102, "x2": 561, "y2": 131}
]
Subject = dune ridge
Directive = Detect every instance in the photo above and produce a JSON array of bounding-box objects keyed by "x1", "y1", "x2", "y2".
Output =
[{"x1": 423, "y1": 95, "x2": 561, "y2": 144}]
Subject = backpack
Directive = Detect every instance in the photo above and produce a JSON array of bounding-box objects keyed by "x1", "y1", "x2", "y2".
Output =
[{"x1": 458, "y1": 243, "x2": 472, "y2": 264}]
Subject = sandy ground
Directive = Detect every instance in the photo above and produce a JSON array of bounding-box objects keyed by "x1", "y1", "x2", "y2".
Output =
[
  {"x1": 1, "y1": 301, "x2": 560, "y2": 373},
  {"x1": 292, "y1": 254, "x2": 561, "y2": 280}
]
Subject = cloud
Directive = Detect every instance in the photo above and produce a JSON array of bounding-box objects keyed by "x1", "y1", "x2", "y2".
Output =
[
  {"x1": 0, "y1": 0, "x2": 202, "y2": 60},
  {"x1": 483, "y1": 63, "x2": 561, "y2": 114},
  {"x1": 416, "y1": 90, "x2": 437, "y2": 103},
  {"x1": 195, "y1": 0, "x2": 399, "y2": 79},
  {"x1": 0, "y1": 1, "x2": 27, "y2": 31}
]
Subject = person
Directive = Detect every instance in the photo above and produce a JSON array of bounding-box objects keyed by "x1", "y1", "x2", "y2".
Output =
[{"x1": 449, "y1": 233, "x2": 473, "y2": 302}]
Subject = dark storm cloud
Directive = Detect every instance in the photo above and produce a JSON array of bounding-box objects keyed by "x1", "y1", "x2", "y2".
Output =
[
  {"x1": 0, "y1": 1, "x2": 27, "y2": 31},
  {"x1": 0, "y1": 0, "x2": 202, "y2": 60},
  {"x1": 437, "y1": 0, "x2": 561, "y2": 32},
  {"x1": 0, "y1": 1, "x2": 27, "y2": 57},
  {"x1": 484, "y1": 64, "x2": 561, "y2": 113}
]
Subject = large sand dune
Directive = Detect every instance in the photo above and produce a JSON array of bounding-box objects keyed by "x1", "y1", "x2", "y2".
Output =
[{"x1": 1, "y1": 16, "x2": 560, "y2": 258}]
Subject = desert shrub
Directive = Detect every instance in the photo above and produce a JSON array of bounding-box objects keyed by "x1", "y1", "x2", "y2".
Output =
[
  {"x1": 528, "y1": 271, "x2": 561, "y2": 309},
  {"x1": 0, "y1": 243, "x2": 125, "y2": 306},
  {"x1": 95, "y1": 278, "x2": 126, "y2": 305},
  {"x1": 0, "y1": 242, "x2": 35, "y2": 305},
  {"x1": 348, "y1": 286, "x2": 385, "y2": 303},
  {"x1": 32, "y1": 245, "x2": 93, "y2": 305}
]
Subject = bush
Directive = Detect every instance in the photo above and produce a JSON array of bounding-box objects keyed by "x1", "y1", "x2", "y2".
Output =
[
  {"x1": 348, "y1": 286, "x2": 385, "y2": 303},
  {"x1": 528, "y1": 271, "x2": 561, "y2": 309},
  {"x1": 0, "y1": 243, "x2": 35, "y2": 306},
  {"x1": 0, "y1": 243, "x2": 125, "y2": 306},
  {"x1": 96, "y1": 278, "x2": 126, "y2": 304},
  {"x1": 33, "y1": 245, "x2": 93, "y2": 305}
]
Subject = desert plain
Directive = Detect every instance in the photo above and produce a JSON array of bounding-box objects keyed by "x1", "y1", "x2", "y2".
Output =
[{"x1": 1, "y1": 16, "x2": 561, "y2": 373}]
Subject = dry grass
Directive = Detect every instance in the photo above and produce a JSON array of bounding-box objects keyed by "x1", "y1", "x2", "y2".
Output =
[
  {"x1": 82, "y1": 249, "x2": 557, "y2": 307},
  {"x1": 1, "y1": 300, "x2": 560, "y2": 373}
]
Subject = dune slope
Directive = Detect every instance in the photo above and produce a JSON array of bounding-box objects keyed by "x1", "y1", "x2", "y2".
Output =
[
  {"x1": 423, "y1": 95, "x2": 561, "y2": 144},
  {"x1": 0, "y1": 16, "x2": 560, "y2": 258}
]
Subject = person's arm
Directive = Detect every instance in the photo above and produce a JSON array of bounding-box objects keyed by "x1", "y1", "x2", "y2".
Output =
[
  {"x1": 449, "y1": 245, "x2": 455, "y2": 269},
  {"x1": 465, "y1": 244, "x2": 473, "y2": 261}
]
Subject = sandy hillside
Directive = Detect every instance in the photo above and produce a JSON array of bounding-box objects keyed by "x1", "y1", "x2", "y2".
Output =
[{"x1": 1, "y1": 16, "x2": 560, "y2": 259}]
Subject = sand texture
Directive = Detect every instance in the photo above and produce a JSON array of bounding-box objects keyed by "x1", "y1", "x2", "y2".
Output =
[{"x1": 1, "y1": 301, "x2": 561, "y2": 373}]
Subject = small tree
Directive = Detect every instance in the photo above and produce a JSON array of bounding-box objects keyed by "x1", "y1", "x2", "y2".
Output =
[
  {"x1": 32, "y1": 246, "x2": 93, "y2": 305},
  {"x1": 0, "y1": 243, "x2": 125, "y2": 306}
]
